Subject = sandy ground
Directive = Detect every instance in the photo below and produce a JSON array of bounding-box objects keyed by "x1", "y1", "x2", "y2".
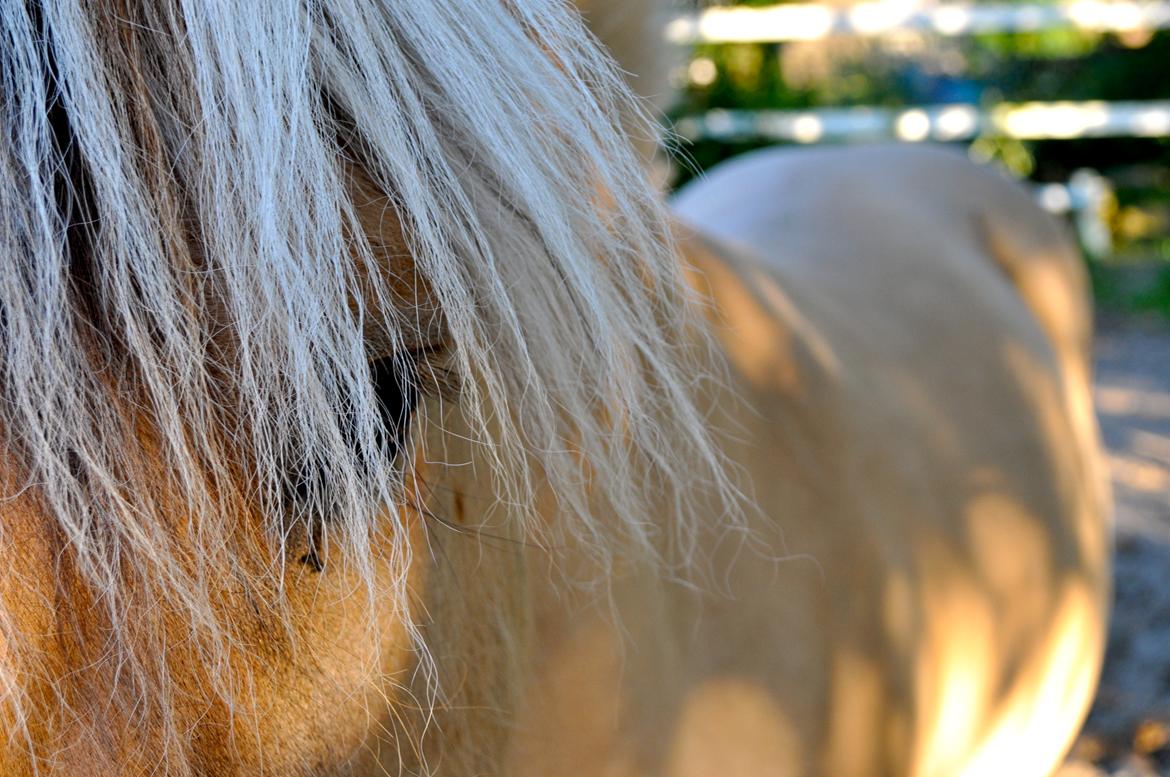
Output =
[{"x1": 1060, "y1": 315, "x2": 1170, "y2": 777}]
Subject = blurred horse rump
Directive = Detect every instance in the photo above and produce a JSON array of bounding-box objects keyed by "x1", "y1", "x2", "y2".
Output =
[{"x1": 0, "y1": 0, "x2": 1108, "y2": 775}]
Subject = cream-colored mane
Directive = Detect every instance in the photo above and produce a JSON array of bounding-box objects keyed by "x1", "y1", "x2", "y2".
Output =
[{"x1": 0, "y1": 0, "x2": 733, "y2": 769}]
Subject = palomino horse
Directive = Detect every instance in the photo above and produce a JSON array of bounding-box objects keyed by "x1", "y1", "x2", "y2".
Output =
[{"x1": 0, "y1": 0, "x2": 1108, "y2": 775}]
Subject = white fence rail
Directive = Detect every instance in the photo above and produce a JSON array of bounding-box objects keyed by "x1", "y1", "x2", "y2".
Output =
[
  {"x1": 667, "y1": 0, "x2": 1170, "y2": 43},
  {"x1": 676, "y1": 100, "x2": 1170, "y2": 142}
]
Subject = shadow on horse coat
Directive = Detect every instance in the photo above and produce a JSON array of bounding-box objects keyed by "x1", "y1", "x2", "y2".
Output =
[{"x1": 0, "y1": 0, "x2": 1108, "y2": 775}]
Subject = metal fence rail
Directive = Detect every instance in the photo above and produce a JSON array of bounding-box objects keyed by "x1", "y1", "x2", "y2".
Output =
[{"x1": 667, "y1": 0, "x2": 1170, "y2": 43}]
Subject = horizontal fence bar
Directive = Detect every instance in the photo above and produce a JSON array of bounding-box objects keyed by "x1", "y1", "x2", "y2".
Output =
[
  {"x1": 666, "y1": 1, "x2": 1170, "y2": 43},
  {"x1": 675, "y1": 100, "x2": 1170, "y2": 142}
]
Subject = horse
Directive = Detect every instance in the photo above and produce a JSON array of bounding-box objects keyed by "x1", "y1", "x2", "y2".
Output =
[{"x1": 0, "y1": 0, "x2": 1109, "y2": 775}]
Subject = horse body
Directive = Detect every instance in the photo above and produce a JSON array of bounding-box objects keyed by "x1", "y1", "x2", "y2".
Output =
[
  {"x1": 0, "y1": 1, "x2": 1108, "y2": 774},
  {"x1": 493, "y1": 144, "x2": 1109, "y2": 777}
]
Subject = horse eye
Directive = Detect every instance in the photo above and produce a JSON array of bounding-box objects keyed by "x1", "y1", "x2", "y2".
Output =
[
  {"x1": 282, "y1": 354, "x2": 419, "y2": 524},
  {"x1": 369, "y1": 355, "x2": 418, "y2": 461},
  {"x1": 287, "y1": 357, "x2": 417, "y2": 569}
]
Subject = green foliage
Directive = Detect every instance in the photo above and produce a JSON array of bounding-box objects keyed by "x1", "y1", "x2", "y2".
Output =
[
  {"x1": 1090, "y1": 261, "x2": 1170, "y2": 319},
  {"x1": 970, "y1": 28, "x2": 1102, "y2": 61}
]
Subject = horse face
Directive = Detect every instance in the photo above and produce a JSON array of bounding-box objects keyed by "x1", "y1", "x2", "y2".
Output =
[{"x1": 0, "y1": 482, "x2": 428, "y2": 777}]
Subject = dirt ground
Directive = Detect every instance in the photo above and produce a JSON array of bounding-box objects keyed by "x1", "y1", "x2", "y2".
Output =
[{"x1": 1060, "y1": 315, "x2": 1170, "y2": 777}]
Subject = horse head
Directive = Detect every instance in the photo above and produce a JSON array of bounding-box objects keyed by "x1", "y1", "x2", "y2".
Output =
[{"x1": 0, "y1": 2, "x2": 732, "y2": 773}]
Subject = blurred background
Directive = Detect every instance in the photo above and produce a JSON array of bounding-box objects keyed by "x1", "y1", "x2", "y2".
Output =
[
  {"x1": 666, "y1": 0, "x2": 1170, "y2": 311},
  {"x1": 654, "y1": 2, "x2": 1170, "y2": 774}
]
